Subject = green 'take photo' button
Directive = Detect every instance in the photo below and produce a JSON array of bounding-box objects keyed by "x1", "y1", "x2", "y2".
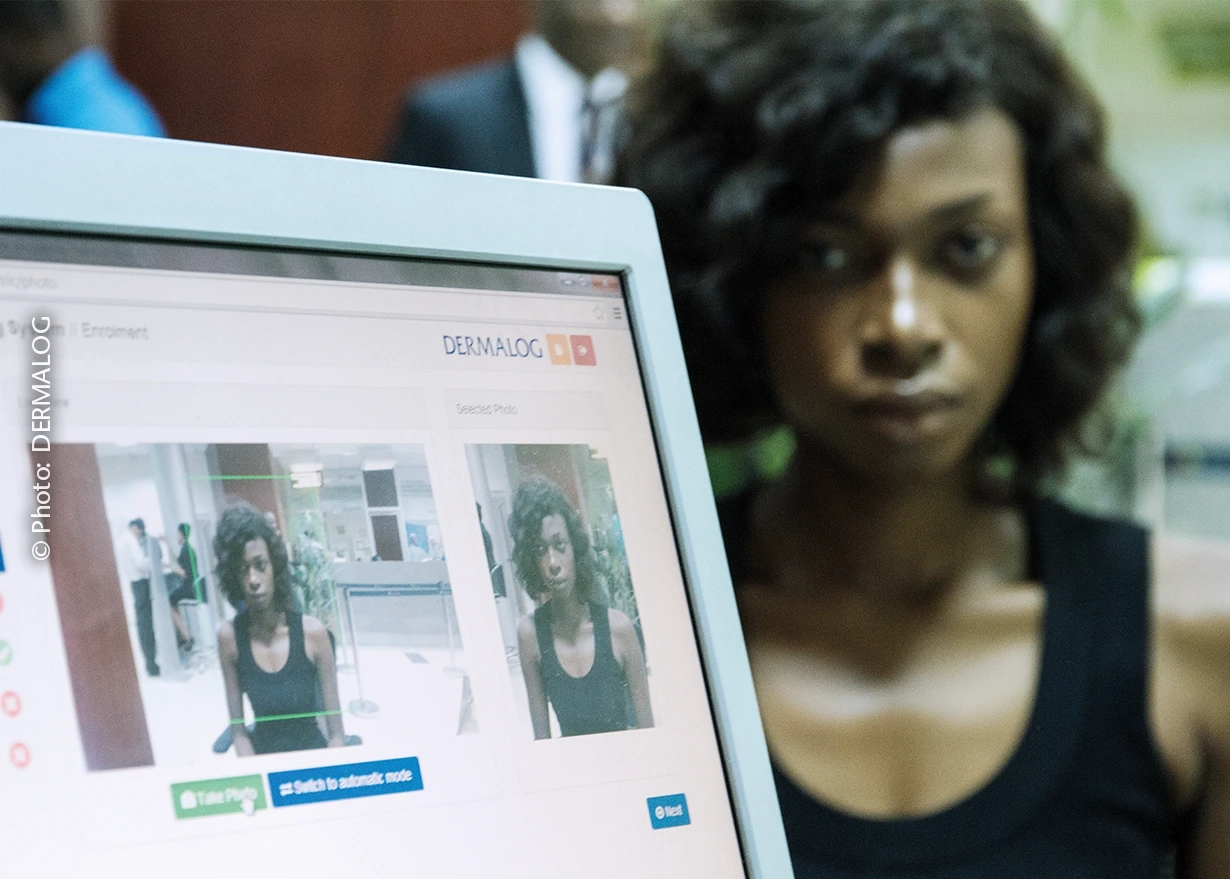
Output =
[{"x1": 171, "y1": 774, "x2": 267, "y2": 819}]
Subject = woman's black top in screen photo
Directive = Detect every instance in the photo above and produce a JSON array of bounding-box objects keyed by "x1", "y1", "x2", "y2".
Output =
[
  {"x1": 234, "y1": 609, "x2": 328, "y2": 755},
  {"x1": 534, "y1": 601, "x2": 631, "y2": 737}
]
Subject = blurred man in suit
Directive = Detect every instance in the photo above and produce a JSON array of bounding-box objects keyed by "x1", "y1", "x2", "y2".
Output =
[
  {"x1": 387, "y1": 0, "x2": 652, "y2": 183},
  {"x1": 0, "y1": 0, "x2": 164, "y2": 135}
]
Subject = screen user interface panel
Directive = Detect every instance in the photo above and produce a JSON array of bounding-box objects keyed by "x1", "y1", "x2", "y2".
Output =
[{"x1": 0, "y1": 232, "x2": 745, "y2": 877}]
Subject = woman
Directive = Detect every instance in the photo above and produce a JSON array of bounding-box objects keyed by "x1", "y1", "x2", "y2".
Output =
[
  {"x1": 214, "y1": 502, "x2": 345, "y2": 756},
  {"x1": 510, "y1": 477, "x2": 653, "y2": 739},
  {"x1": 621, "y1": 1, "x2": 1230, "y2": 875}
]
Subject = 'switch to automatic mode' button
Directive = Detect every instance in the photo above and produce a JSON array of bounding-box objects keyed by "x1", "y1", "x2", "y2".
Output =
[{"x1": 268, "y1": 756, "x2": 423, "y2": 808}]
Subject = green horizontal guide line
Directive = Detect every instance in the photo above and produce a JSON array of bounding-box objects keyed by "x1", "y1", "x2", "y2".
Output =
[{"x1": 230, "y1": 709, "x2": 344, "y2": 724}]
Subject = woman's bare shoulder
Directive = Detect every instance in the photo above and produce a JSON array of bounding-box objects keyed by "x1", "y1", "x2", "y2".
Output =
[
  {"x1": 217, "y1": 619, "x2": 237, "y2": 656},
  {"x1": 606, "y1": 606, "x2": 635, "y2": 635},
  {"x1": 1153, "y1": 532, "x2": 1230, "y2": 621},
  {"x1": 1152, "y1": 531, "x2": 1230, "y2": 730},
  {"x1": 517, "y1": 613, "x2": 539, "y2": 653}
]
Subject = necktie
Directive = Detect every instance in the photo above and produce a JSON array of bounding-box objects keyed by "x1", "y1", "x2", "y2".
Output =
[{"x1": 579, "y1": 68, "x2": 628, "y2": 185}]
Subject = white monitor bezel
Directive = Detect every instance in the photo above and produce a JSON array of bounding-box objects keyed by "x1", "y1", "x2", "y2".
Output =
[{"x1": 0, "y1": 121, "x2": 792, "y2": 879}]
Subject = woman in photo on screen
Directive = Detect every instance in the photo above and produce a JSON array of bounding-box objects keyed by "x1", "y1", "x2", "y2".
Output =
[
  {"x1": 214, "y1": 502, "x2": 345, "y2": 756},
  {"x1": 621, "y1": 0, "x2": 1230, "y2": 874},
  {"x1": 510, "y1": 477, "x2": 653, "y2": 738}
]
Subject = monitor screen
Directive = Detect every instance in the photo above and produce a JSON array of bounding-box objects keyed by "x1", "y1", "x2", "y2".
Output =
[{"x1": 0, "y1": 230, "x2": 746, "y2": 876}]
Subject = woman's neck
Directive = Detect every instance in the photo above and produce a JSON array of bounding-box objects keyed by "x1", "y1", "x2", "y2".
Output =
[
  {"x1": 246, "y1": 604, "x2": 287, "y2": 642},
  {"x1": 550, "y1": 590, "x2": 590, "y2": 633},
  {"x1": 758, "y1": 443, "x2": 1025, "y2": 605}
]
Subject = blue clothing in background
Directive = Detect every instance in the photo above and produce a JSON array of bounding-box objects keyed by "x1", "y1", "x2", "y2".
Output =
[{"x1": 24, "y1": 47, "x2": 164, "y2": 137}]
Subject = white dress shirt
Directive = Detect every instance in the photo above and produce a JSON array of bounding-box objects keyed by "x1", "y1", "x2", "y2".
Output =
[
  {"x1": 118, "y1": 530, "x2": 151, "y2": 583},
  {"x1": 515, "y1": 33, "x2": 628, "y2": 183}
]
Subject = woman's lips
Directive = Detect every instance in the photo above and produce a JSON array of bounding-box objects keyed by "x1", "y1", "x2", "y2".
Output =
[{"x1": 851, "y1": 390, "x2": 962, "y2": 442}]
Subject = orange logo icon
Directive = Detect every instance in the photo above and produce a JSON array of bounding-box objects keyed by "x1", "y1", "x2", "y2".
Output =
[{"x1": 547, "y1": 334, "x2": 572, "y2": 365}]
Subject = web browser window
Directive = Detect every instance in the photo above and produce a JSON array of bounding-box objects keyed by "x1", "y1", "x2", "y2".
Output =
[{"x1": 0, "y1": 231, "x2": 745, "y2": 877}]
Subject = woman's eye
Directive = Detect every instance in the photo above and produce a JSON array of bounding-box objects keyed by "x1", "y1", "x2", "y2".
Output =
[{"x1": 944, "y1": 229, "x2": 1001, "y2": 271}]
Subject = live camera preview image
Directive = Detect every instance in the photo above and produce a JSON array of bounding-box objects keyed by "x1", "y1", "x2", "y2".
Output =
[{"x1": 47, "y1": 442, "x2": 475, "y2": 771}]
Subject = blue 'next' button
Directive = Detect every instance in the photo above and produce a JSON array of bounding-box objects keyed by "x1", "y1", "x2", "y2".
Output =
[{"x1": 647, "y1": 793, "x2": 690, "y2": 829}]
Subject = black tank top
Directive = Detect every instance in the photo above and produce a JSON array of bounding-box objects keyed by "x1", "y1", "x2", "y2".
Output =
[
  {"x1": 235, "y1": 609, "x2": 328, "y2": 755},
  {"x1": 534, "y1": 601, "x2": 631, "y2": 737},
  {"x1": 720, "y1": 494, "x2": 1179, "y2": 877}
]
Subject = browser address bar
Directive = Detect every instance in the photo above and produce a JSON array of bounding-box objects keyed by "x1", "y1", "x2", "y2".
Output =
[{"x1": 0, "y1": 259, "x2": 619, "y2": 328}]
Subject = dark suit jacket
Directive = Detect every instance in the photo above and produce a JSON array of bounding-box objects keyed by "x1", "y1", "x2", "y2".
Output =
[{"x1": 387, "y1": 58, "x2": 537, "y2": 178}]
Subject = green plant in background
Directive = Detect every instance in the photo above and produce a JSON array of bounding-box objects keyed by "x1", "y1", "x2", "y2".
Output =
[
  {"x1": 592, "y1": 519, "x2": 638, "y2": 631},
  {"x1": 291, "y1": 531, "x2": 337, "y2": 632},
  {"x1": 706, "y1": 426, "x2": 797, "y2": 500}
]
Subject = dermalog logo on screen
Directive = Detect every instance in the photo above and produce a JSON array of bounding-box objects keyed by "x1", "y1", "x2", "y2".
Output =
[
  {"x1": 442, "y1": 334, "x2": 544, "y2": 359},
  {"x1": 442, "y1": 333, "x2": 596, "y2": 365}
]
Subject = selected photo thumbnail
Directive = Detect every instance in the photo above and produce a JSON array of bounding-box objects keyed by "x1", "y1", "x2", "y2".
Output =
[
  {"x1": 49, "y1": 443, "x2": 476, "y2": 771},
  {"x1": 466, "y1": 444, "x2": 653, "y2": 740}
]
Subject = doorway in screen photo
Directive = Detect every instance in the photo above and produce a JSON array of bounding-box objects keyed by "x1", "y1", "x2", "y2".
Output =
[
  {"x1": 46, "y1": 442, "x2": 475, "y2": 771},
  {"x1": 467, "y1": 444, "x2": 653, "y2": 740}
]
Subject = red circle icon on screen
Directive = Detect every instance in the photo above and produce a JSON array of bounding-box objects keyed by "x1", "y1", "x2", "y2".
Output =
[
  {"x1": 0, "y1": 592, "x2": 5, "y2": 614},
  {"x1": 9, "y1": 742, "x2": 30, "y2": 768},
  {"x1": 1, "y1": 691, "x2": 20, "y2": 718}
]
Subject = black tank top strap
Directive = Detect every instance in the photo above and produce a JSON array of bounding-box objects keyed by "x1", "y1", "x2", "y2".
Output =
[
  {"x1": 1034, "y1": 499, "x2": 1174, "y2": 829},
  {"x1": 287, "y1": 607, "x2": 306, "y2": 657},
  {"x1": 534, "y1": 603, "x2": 561, "y2": 673},
  {"x1": 233, "y1": 608, "x2": 253, "y2": 671}
]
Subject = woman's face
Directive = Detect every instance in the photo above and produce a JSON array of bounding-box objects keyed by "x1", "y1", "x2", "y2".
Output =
[
  {"x1": 536, "y1": 513, "x2": 577, "y2": 599},
  {"x1": 762, "y1": 108, "x2": 1034, "y2": 486},
  {"x1": 242, "y1": 538, "x2": 275, "y2": 609}
]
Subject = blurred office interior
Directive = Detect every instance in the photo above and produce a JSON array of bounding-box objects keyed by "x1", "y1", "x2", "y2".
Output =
[{"x1": 16, "y1": 0, "x2": 1230, "y2": 538}]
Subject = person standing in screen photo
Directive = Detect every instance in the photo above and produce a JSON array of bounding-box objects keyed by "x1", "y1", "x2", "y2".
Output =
[
  {"x1": 621, "y1": 0, "x2": 1230, "y2": 874},
  {"x1": 510, "y1": 478, "x2": 652, "y2": 738},
  {"x1": 118, "y1": 517, "x2": 158, "y2": 677},
  {"x1": 166, "y1": 522, "x2": 202, "y2": 653},
  {"x1": 214, "y1": 502, "x2": 345, "y2": 756}
]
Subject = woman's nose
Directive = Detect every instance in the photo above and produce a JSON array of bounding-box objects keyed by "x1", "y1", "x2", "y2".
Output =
[{"x1": 860, "y1": 257, "x2": 944, "y2": 378}]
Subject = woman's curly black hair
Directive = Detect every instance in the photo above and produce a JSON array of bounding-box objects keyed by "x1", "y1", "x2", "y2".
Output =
[
  {"x1": 213, "y1": 502, "x2": 294, "y2": 611},
  {"x1": 508, "y1": 477, "x2": 600, "y2": 603},
  {"x1": 618, "y1": 0, "x2": 1141, "y2": 494}
]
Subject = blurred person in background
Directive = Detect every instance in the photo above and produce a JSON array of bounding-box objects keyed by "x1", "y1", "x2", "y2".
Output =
[
  {"x1": 387, "y1": 0, "x2": 653, "y2": 183},
  {"x1": 621, "y1": 0, "x2": 1230, "y2": 875},
  {"x1": 0, "y1": 0, "x2": 163, "y2": 135}
]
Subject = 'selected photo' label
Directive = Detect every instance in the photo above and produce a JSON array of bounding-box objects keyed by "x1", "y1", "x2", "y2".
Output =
[
  {"x1": 46, "y1": 442, "x2": 476, "y2": 772},
  {"x1": 467, "y1": 444, "x2": 654, "y2": 741}
]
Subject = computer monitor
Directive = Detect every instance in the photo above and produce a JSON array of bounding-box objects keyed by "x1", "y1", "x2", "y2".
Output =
[{"x1": 0, "y1": 122, "x2": 791, "y2": 877}]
